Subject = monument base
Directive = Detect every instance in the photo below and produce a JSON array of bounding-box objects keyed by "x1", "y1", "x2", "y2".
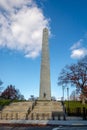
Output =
[
  {"x1": 0, "y1": 100, "x2": 64, "y2": 120},
  {"x1": 38, "y1": 97, "x2": 51, "y2": 101},
  {"x1": 28, "y1": 100, "x2": 64, "y2": 120}
]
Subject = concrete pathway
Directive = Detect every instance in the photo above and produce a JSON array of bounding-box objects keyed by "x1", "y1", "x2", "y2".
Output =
[{"x1": 0, "y1": 119, "x2": 87, "y2": 126}]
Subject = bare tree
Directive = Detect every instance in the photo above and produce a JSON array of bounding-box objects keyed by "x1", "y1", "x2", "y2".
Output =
[
  {"x1": 0, "y1": 80, "x2": 3, "y2": 86},
  {"x1": 0, "y1": 80, "x2": 3, "y2": 94},
  {"x1": 70, "y1": 90, "x2": 79, "y2": 101},
  {"x1": 58, "y1": 56, "x2": 87, "y2": 104}
]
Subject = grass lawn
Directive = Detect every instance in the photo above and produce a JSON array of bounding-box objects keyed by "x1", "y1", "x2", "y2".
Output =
[
  {"x1": 64, "y1": 101, "x2": 87, "y2": 116},
  {"x1": 65, "y1": 101, "x2": 87, "y2": 109},
  {"x1": 0, "y1": 99, "x2": 11, "y2": 110}
]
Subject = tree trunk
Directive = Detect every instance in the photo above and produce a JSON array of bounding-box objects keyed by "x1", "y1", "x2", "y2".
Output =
[{"x1": 82, "y1": 95, "x2": 85, "y2": 105}]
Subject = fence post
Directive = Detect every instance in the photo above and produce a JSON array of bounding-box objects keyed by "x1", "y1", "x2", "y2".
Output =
[
  {"x1": 76, "y1": 107, "x2": 81, "y2": 116},
  {"x1": 52, "y1": 113, "x2": 54, "y2": 120},
  {"x1": 58, "y1": 114, "x2": 60, "y2": 120},
  {"x1": 63, "y1": 113, "x2": 66, "y2": 120},
  {"x1": 16, "y1": 113, "x2": 18, "y2": 120},
  {"x1": 83, "y1": 107, "x2": 86, "y2": 120},
  {"x1": 1, "y1": 112, "x2": 2, "y2": 120}
]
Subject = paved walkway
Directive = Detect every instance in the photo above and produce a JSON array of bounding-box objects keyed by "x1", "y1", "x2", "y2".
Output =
[{"x1": 0, "y1": 119, "x2": 87, "y2": 126}]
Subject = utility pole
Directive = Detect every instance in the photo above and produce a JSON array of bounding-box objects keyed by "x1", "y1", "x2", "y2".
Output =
[
  {"x1": 67, "y1": 87, "x2": 69, "y2": 115},
  {"x1": 62, "y1": 85, "x2": 64, "y2": 101}
]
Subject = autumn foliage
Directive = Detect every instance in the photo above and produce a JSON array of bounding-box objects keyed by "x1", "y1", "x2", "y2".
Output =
[{"x1": 1, "y1": 85, "x2": 24, "y2": 100}]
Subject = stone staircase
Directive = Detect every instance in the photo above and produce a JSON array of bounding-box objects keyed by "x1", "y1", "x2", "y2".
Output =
[
  {"x1": 28, "y1": 100, "x2": 64, "y2": 120},
  {"x1": 0, "y1": 101, "x2": 64, "y2": 120},
  {"x1": 0, "y1": 101, "x2": 33, "y2": 120}
]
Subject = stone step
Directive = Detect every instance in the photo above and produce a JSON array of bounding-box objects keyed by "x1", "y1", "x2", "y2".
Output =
[
  {"x1": 0, "y1": 101, "x2": 64, "y2": 120},
  {"x1": 28, "y1": 112, "x2": 52, "y2": 120},
  {"x1": 28, "y1": 101, "x2": 64, "y2": 120},
  {"x1": 0, "y1": 101, "x2": 33, "y2": 120},
  {"x1": 0, "y1": 111, "x2": 27, "y2": 119}
]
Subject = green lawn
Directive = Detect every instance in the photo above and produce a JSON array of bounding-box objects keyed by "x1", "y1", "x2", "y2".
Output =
[
  {"x1": 65, "y1": 101, "x2": 87, "y2": 109},
  {"x1": 0, "y1": 99, "x2": 11, "y2": 110},
  {"x1": 0, "y1": 99, "x2": 26, "y2": 110},
  {"x1": 64, "y1": 101, "x2": 87, "y2": 116}
]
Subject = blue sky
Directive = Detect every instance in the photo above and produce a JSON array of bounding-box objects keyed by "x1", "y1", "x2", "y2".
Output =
[{"x1": 0, "y1": 0, "x2": 87, "y2": 100}]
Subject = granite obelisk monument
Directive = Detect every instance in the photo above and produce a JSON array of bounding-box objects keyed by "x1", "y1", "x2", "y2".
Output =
[{"x1": 39, "y1": 28, "x2": 51, "y2": 100}]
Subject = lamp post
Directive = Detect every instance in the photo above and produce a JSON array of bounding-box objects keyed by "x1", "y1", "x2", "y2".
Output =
[
  {"x1": 67, "y1": 87, "x2": 69, "y2": 115},
  {"x1": 62, "y1": 85, "x2": 64, "y2": 101}
]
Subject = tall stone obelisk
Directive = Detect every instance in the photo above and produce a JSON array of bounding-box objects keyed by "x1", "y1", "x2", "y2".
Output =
[{"x1": 39, "y1": 28, "x2": 51, "y2": 100}]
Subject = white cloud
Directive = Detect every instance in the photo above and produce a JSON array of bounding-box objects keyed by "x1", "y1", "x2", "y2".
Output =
[
  {"x1": 71, "y1": 48, "x2": 87, "y2": 59},
  {"x1": 70, "y1": 39, "x2": 87, "y2": 59},
  {"x1": 0, "y1": 0, "x2": 33, "y2": 11},
  {"x1": 0, "y1": 0, "x2": 50, "y2": 58},
  {"x1": 70, "y1": 39, "x2": 83, "y2": 50}
]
